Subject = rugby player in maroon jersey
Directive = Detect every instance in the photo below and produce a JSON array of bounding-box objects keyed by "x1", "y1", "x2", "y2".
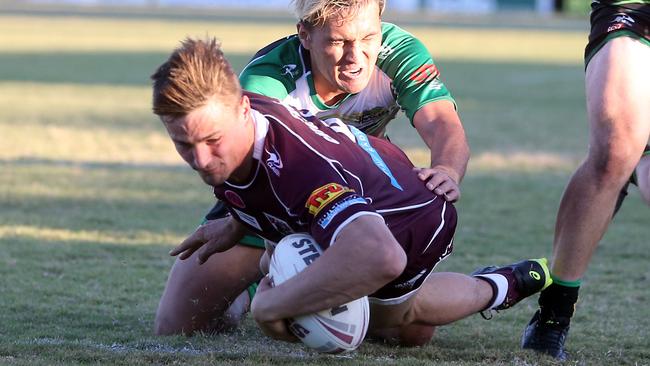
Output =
[{"x1": 151, "y1": 37, "x2": 551, "y2": 347}]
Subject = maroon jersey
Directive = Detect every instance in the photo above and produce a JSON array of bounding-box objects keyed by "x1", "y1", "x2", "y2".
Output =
[{"x1": 214, "y1": 93, "x2": 456, "y2": 299}]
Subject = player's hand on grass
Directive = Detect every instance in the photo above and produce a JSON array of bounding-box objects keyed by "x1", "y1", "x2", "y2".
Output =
[
  {"x1": 414, "y1": 166, "x2": 460, "y2": 202},
  {"x1": 169, "y1": 216, "x2": 245, "y2": 264},
  {"x1": 251, "y1": 276, "x2": 300, "y2": 343}
]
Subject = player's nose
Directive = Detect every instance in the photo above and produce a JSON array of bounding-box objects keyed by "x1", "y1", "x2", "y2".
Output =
[{"x1": 192, "y1": 143, "x2": 213, "y2": 170}]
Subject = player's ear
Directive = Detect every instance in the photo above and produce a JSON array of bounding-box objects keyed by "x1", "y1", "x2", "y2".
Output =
[
  {"x1": 297, "y1": 21, "x2": 311, "y2": 50},
  {"x1": 240, "y1": 94, "x2": 251, "y2": 121}
]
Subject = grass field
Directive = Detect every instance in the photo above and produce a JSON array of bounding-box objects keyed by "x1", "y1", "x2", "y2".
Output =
[{"x1": 1, "y1": 4, "x2": 649, "y2": 366}]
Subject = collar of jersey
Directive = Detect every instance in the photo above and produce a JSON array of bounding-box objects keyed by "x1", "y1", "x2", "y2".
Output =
[{"x1": 224, "y1": 109, "x2": 268, "y2": 189}]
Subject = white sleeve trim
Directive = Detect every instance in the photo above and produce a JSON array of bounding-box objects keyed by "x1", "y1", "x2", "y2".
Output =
[{"x1": 328, "y1": 211, "x2": 384, "y2": 247}]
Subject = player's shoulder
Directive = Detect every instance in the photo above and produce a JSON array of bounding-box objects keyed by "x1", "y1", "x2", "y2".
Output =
[
  {"x1": 240, "y1": 35, "x2": 305, "y2": 96},
  {"x1": 247, "y1": 91, "x2": 295, "y2": 121},
  {"x1": 381, "y1": 22, "x2": 416, "y2": 42},
  {"x1": 379, "y1": 22, "x2": 425, "y2": 52},
  {"x1": 247, "y1": 91, "x2": 311, "y2": 139},
  {"x1": 377, "y1": 22, "x2": 431, "y2": 71}
]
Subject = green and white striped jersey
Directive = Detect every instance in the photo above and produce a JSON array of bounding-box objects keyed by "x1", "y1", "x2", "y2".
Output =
[{"x1": 240, "y1": 22, "x2": 455, "y2": 137}]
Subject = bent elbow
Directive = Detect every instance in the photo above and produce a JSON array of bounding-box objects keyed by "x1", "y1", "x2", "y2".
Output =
[{"x1": 376, "y1": 243, "x2": 407, "y2": 283}]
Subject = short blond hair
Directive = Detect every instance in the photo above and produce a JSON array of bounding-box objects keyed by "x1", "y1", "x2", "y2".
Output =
[
  {"x1": 293, "y1": 0, "x2": 385, "y2": 27},
  {"x1": 151, "y1": 37, "x2": 241, "y2": 118}
]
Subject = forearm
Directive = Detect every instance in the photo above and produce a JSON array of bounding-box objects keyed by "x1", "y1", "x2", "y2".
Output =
[
  {"x1": 425, "y1": 122, "x2": 469, "y2": 183},
  {"x1": 255, "y1": 216, "x2": 405, "y2": 321},
  {"x1": 413, "y1": 101, "x2": 470, "y2": 183}
]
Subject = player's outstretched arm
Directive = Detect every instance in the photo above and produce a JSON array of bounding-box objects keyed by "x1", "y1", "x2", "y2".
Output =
[
  {"x1": 169, "y1": 216, "x2": 247, "y2": 264},
  {"x1": 412, "y1": 100, "x2": 469, "y2": 202},
  {"x1": 251, "y1": 215, "x2": 405, "y2": 330}
]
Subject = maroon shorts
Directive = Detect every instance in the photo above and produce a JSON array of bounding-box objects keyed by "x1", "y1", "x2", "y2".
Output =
[
  {"x1": 585, "y1": 3, "x2": 650, "y2": 65},
  {"x1": 369, "y1": 199, "x2": 457, "y2": 304}
]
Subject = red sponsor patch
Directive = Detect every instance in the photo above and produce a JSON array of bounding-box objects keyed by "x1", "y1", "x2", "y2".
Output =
[
  {"x1": 607, "y1": 23, "x2": 624, "y2": 33},
  {"x1": 306, "y1": 183, "x2": 352, "y2": 216},
  {"x1": 409, "y1": 64, "x2": 439, "y2": 84},
  {"x1": 225, "y1": 190, "x2": 245, "y2": 208}
]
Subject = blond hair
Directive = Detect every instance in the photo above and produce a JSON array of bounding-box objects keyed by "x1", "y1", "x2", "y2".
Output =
[
  {"x1": 293, "y1": 0, "x2": 385, "y2": 27},
  {"x1": 151, "y1": 37, "x2": 241, "y2": 117}
]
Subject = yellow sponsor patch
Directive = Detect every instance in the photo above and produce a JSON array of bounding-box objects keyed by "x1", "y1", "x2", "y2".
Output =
[{"x1": 306, "y1": 183, "x2": 353, "y2": 216}]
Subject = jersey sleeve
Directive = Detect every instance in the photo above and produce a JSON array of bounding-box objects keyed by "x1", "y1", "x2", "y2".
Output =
[
  {"x1": 304, "y1": 183, "x2": 382, "y2": 248},
  {"x1": 239, "y1": 36, "x2": 304, "y2": 101},
  {"x1": 240, "y1": 67, "x2": 291, "y2": 101},
  {"x1": 377, "y1": 22, "x2": 457, "y2": 123},
  {"x1": 265, "y1": 111, "x2": 383, "y2": 248}
]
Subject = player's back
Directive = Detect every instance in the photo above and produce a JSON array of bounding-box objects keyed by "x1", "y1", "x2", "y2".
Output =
[{"x1": 248, "y1": 92, "x2": 443, "y2": 218}]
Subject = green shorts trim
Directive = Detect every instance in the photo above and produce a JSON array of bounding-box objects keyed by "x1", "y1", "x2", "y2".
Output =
[
  {"x1": 586, "y1": 30, "x2": 650, "y2": 66},
  {"x1": 246, "y1": 282, "x2": 259, "y2": 299}
]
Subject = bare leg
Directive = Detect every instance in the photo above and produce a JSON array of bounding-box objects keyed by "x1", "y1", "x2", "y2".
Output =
[
  {"x1": 552, "y1": 38, "x2": 650, "y2": 280},
  {"x1": 522, "y1": 37, "x2": 650, "y2": 360},
  {"x1": 154, "y1": 245, "x2": 263, "y2": 335},
  {"x1": 369, "y1": 272, "x2": 492, "y2": 331}
]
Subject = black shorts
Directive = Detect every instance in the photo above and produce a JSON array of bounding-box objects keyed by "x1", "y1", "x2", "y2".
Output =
[
  {"x1": 585, "y1": 3, "x2": 650, "y2": 65},
  {"x1": 369, "y1": 200, "x2": 457, "y2": 305}
]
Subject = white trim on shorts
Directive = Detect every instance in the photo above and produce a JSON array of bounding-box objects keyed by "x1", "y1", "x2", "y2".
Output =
[{"x1": 368, "y1": 236, "x2": 454, "y2": 306}]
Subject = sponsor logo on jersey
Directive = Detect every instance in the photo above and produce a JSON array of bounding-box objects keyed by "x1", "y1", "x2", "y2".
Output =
[
  {"x1": 225, "y1": 190, "x2": 245, "y2": 208},
  {"x1": 317, "y1": 196, "x2": 367, "y2": 229},
  {"x1": 263, "y1": 213, "x2": 294, "y2": 236},
  {"x1": 306, "y1": 183, "x2": 353, "y2": 216},
  {"x1": 281, "y1": 63, "x2": 298, "y2": 78},
  {"x1": 612, "y1": 13, "x2": 635, "y2": 26},
  {"x1": 428, "y1": 79, "x2": 444, "y2": 91},
  {"x1": 608, "y1": 13, "x2": 635, "y2": 32},
  {"x1": 232, "y1": 208, "x2": 262, "y2": 230},
  {"x1": 265, "y1": 146, "x2": 283, "y2": 176},
  {"x1": 409, "y1": 64, "x2": 439, "y2": 84},
  {"x1": 377, "y1": 45, "x2": 395, "y2": 59}
]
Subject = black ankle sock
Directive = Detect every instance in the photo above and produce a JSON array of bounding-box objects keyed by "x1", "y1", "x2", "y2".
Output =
[{"x1": 538, "y1": 283, "x2": 579, "y2": 323}]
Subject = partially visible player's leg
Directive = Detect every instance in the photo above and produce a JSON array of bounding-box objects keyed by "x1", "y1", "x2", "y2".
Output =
[
  {"x1": 553, "y1": 36, "x2": 650, "y2": 291},
  {"x1": 368, "y1": 258, "x2": 550, "y2": 341},
  {"x1": 154, "y1": 244, "x2": 264, "y2": 335},
  {"x1": 523, "y1": 36, "x2": 650, "y2": 360},
  {"x1": 369, "y1": 273, "x2": 493, "y2": 331}
]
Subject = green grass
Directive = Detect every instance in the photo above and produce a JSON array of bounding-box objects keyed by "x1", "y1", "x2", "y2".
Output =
[{"x1": 1, "y1": 5, "x2": 648, "y2": 366}]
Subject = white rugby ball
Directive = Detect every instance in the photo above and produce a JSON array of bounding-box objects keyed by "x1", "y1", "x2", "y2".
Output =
[{"x1": 269, "y1": 233, "x2": 370, "y2": 354}]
